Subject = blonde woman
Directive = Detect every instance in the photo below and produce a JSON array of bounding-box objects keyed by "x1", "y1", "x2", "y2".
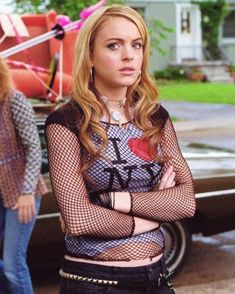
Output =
[
  {"x1": 0, "y1": 57, "x2": 47, "y2": 294},
  {"x1": 45, "y1": 5, "x2": 195, "y2": 294}
]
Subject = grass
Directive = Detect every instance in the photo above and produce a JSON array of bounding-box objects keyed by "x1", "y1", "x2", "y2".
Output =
[{"x1": 157, "y1": 81, "x2": 235, "y2": 104}]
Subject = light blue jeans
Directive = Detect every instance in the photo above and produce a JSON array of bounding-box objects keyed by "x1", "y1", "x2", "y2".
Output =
[{"x1": 0, "y1": 196, "x2": 41, "y2": 294}]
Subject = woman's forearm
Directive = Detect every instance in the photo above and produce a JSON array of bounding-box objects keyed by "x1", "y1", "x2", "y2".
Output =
[
  {"x1": 113, "y1": 191, "x2": 131, "y2": 213},
  {"x1": 112, "y1": 192, "x2": 160, "y2": 235},
  {"x1": 133, "y1": 216, "x2": 160, "y2": 235}
]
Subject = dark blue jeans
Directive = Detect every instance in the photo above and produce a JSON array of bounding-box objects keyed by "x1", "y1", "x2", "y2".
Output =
[{"x1": 59, "y1": 258, "x2": 175, "y2": 294}]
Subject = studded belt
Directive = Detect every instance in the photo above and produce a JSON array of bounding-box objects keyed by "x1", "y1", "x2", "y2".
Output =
[
  {"x1": 59, "y1": 268, "x2": 174, "y2": 289},
  {"x1": 59, "y1": 269, "x2": 118, "y2": 286}
]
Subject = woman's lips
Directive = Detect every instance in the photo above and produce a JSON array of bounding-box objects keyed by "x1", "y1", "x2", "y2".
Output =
[{"x1": 119, "y1": 67, "x2": 135, "y2": 75}]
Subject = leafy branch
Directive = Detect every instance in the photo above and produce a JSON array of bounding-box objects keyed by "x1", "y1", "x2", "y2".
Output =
[{"x1": 148, "y1": 18, "x2": 174, "y2": 55}]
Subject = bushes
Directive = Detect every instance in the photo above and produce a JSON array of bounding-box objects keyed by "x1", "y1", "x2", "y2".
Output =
[
  {"x1": 154, "y1": 66, "x2": 207, "y2": 82},
  {"x1": 154, "y1": 67, "x2": 187, "y2": 80},
  {"x1": 229, "y1": 65, "x2": 235, "y2": 80}
]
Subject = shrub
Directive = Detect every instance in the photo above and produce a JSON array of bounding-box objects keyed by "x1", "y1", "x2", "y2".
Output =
[{"x1": 154, "y1": 67, "x2": 187, "y2": 80}]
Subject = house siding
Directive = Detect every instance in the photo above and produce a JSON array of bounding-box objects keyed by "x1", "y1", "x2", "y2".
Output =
[
  {"x1": 127, "y1": 1, "x2": 177, "y2": 72},
  {"x1": 128, "y1": 0, "x2": 235, "y2": 70}
]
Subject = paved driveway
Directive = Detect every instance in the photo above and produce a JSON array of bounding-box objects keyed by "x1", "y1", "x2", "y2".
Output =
[
  {"x1": 162, "y1": 101, "x2": 235, "y2": 150},
  {"x1": 175, "y1": 231, "x2": 235, "y2": 294},
  {"x1": 162, "y1": 101, "x2": 235, "y2": 122}
]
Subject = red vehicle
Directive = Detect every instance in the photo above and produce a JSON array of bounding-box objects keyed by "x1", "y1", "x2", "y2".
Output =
[
  {"x1": 0, "y1": 10, "x2": 77, "y2": 101},
  {"x1": 0, "y1": 0, "x2": 107, "y2": 101}
]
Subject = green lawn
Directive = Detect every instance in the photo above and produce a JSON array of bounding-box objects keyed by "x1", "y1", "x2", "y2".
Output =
[{"x1": 157, "y1": 81, "x2": 235, "y2": 104}]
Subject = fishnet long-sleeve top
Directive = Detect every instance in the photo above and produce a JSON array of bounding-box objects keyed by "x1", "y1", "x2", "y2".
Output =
[
  {"x1": 130, "y1": 117, "x2": 196, "y2": 222},
  {"x1": 45, "y1": 102, "x2": 195, "y2": 261}
]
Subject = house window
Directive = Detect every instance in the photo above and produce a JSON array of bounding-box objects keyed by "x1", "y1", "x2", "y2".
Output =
[
  {"x1": 181, "y1": 10, "x2": 191, "y2": 34},
  {"x1": 223, "y1": 10, "x2": 235, "y2": 38}
]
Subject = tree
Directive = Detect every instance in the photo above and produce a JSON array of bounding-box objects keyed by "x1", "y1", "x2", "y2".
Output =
[
  {"x1": 194, "y1": 0, "x2": 230, "y2": 59},
  {"x1": 13, "y1": 0, "x2": 123, "y2": 20},
  {"x1": 148, "y1": 18, "x2": 173, "y2": 56}
]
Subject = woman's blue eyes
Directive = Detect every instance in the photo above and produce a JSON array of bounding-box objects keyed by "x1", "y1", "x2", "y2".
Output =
[
  {"x1": 107, "y1": 43, "x2": 119, "y2": 49},
  {"x1": 133, "y1": 43, "x2": 143, "y2": 49},
  {"x1": 107, "y1": 43, "x2": 142, "y2": 50}
]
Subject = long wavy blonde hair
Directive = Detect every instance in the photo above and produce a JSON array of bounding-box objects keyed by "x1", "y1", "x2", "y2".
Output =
[
  {"x1": 0, "y1": 57, "x2": 14, "y2": 101},
  {"x1": 72, "y1": 5, "x2": 161, "y2": 172}
]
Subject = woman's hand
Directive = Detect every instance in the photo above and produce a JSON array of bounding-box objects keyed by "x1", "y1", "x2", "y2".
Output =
[
  {"x1": 12, "y1": 194, "x2": 36, "y2": 224},
  {"x1": 133, "y1": 166, "x2": 176, "y2": 235},
  {"x1": 158, "y1": 165, "x2": 176, "y2": 190}
]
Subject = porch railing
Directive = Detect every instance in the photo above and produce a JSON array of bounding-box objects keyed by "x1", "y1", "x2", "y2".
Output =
[
  {"x1": 170, "y1": 45, "x2": 231, "y2": 63},
  {"x1": 170, "y1": 45, "x2": 204, "y2": 63}
]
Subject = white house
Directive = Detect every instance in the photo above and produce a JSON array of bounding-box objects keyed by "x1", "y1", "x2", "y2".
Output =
[
  {"x1": 127, "y1": 0, "x2": 234, "y2": 82},
  {"x1": 127, "y1": 0, "x2": 203, "y2": 71}
]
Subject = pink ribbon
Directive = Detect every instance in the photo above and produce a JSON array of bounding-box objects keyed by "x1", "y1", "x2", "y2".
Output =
[
  {"x1": 6, "y1": 14, "x2": 34, "y2": 65},
  {"x1": 7, "y1": 59, "x2": 49, "y2": 73}
]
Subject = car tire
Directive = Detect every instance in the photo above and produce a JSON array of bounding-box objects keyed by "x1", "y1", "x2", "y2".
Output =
[{"x1": 161, "y1": 220, "x2": 192, "y2": 275}]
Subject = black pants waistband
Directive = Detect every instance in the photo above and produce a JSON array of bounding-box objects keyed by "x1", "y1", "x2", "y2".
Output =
[{"x1": 61, "y1": 257, "x2": 171, "y2": 289}]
